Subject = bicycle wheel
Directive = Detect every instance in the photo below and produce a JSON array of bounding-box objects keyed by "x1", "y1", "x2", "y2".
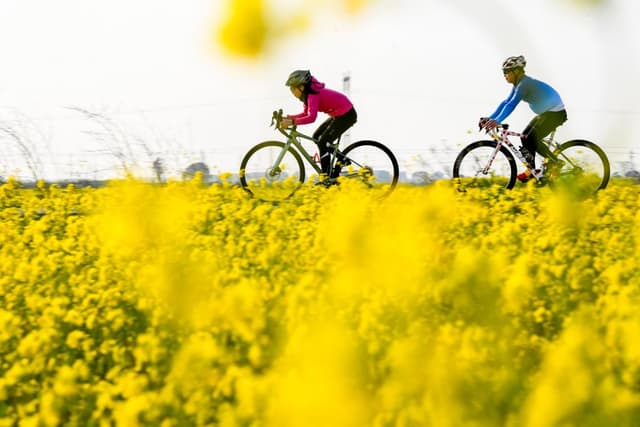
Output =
[
  {"x1": 452, "y1": 140, "x2": 517, "y2": 190},
  {"x1": 551, "y1": 139, "x2": 610, "y2": 194},
  {"x1": 337, "y1": 140, "x2": 399, "y2": 197},
  {"x1": 239, "y1": 141, "x2": 305, "y2": 201}
]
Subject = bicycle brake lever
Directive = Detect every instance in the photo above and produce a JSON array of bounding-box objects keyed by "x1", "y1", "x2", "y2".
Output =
[{"x1": 271, "y1": 109, "x2": 284, "y2": 127}]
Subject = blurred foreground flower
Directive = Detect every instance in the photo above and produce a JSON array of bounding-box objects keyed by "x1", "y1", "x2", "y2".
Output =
[
  {"x1": 216, "y1": 0, "x2": 369, "y2": 57},
  {"x1": 218, "y1": 0, "x2": 269, "y2": 57}
]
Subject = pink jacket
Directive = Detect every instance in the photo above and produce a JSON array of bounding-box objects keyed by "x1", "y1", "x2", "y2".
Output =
[{"x1": 287, "y1": 77, "x2": 353, "y2": 125}]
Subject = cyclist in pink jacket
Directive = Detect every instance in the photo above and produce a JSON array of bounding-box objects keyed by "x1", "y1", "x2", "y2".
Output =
[{"x1": 280, "y1": 70, "x2": 357, "y2": 178}]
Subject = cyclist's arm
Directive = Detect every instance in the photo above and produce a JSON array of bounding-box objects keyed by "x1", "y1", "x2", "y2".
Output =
[
  {"x1": 488, "y1": 100, "x2": 508, "y2": 120},
  {"x1": 288, "y1": 94, "x2": 319, "y2": 125},
  {"x1": 489, "y1": 86, "x2": 522, "y2": 123},
  {"x1": 287, "y1": 108, "x2": 307, "y2": 120}
]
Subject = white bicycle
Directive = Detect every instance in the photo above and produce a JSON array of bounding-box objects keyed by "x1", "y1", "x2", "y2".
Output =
[{"x1": 453, "y1": 123, "x2": 610, "y2": 194}]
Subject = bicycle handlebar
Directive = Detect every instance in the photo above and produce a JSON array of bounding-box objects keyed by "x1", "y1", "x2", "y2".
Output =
[
  {"x1": 479, "y1": 118, "x2": 510, "y2": 132},
  {"x1": 270, "y1": 109, "x2": 283, "y2": 127},
  {"x1": 271, "y1": 109, "x2": 297, "y2": 138}
]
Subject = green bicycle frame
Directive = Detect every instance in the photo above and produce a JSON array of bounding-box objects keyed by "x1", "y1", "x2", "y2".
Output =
[{"x1": 273, "y1": 126, "x2": 336, "y2": 176}]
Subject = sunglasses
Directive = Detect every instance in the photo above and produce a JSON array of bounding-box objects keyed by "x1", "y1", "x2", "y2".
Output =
[{"x1": 503, "y1": 69, "x2": 516, "y2": 75}]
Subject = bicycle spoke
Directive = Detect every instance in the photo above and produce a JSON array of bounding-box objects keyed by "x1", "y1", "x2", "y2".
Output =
[
  {"x1": 453, "y1": 141, "x2": 517, "y2": 189},
  {"x1": 337, "y1": 141, "x2": 399, "y2": 197},
  {"x1": 552, "y1": 140, "x2": 610, "y2": 195},
  {"x1": 240, "y1": 141, "x2": 304, "y2": 201}
]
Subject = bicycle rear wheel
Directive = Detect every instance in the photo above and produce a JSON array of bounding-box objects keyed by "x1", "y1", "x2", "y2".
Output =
[
  {"x1": 452, "y1": 140, "x2": 517, "y2": 190},
  {"x1": 551, "y1": 139, "x2": 610, "y2": 194},
  {"x1": 239, "y1": 141, "x2": 305, "y2": 201},
  {"x1": 337, "y1": 140, "x2": 399, "y2": 197}
]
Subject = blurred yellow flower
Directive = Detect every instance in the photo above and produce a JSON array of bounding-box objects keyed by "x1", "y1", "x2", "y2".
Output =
[
  {"x1": 218, "y1": 0, "x2": 269, "y2": 57},
  {"x1": 1, "y1": 178, "x2": 639, "y2": 425},
  {"x1": 216, "y1": 0, "x2": 369, "y2": 57}
]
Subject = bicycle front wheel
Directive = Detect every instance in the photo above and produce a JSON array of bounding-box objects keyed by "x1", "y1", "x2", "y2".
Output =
[
  {"x1": 452, "y1": 140, "x2": 517, "y2": 190},
  {"x1": 239, "y1": 141, "x2": 305, "y2": 201},
  {"x1": 552, "y1": 139, "x2": 610, "y2": 194},
  {"x1": 338, "y1": 140, "x2": 399, "y2": 197}
]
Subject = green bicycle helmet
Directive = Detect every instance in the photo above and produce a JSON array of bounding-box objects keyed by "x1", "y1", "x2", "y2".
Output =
[{"x1": 285, "y1": 70, "x2": 311, "y2": 87}]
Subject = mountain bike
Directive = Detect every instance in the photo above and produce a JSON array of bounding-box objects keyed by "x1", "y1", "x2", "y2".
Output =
[
  {"x1": 239, "y1": 110, "x2": 399, "y2": 201},
  {"x1": 452, "y1": 123, "x2": 610, "y2": 194}
]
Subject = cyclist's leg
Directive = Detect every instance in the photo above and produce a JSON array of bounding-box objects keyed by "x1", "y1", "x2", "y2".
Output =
[
  {"x1": 521, "y1": 110, "x2": 568, "y2": 168},
  {"x1": 313, "y1": 118, "x2": 335, "y2": 175},
  {"x1": 315, "y1": 108, "x2": 358, "y2": 178},
  {"x1": 521, "y1": 117, "x2": 540, "y2": 169},
  {"x1": 533, "y1": 110, "x2": 568, "y2": 162}
]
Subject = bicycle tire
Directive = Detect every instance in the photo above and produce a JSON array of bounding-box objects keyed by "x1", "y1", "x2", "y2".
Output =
[
  {"x1": 239, "y1": 141, "x2": 305, "y2": 201},
  {"x1": 551, "y1": 139, "x2": 610, "y2": 193},
  {"x1": 338, "y1": 140, "x2": 399, "y2": 196},
  {"x1": 452, "y1": 140, "x2": 517, "y2": 190}
]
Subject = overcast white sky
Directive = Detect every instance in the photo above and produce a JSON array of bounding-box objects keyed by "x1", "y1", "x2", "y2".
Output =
[{"x1": 0, "y1": 0, "x2": 638, "y2": 180}]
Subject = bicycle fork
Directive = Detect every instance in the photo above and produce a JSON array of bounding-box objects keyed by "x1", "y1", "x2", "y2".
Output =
[
  {"x1": 269, "y1": 139, "x2": 295, "y2": 176},
  {"x1": 481, "y1": 140, "x2": 503, "y2": 175}
]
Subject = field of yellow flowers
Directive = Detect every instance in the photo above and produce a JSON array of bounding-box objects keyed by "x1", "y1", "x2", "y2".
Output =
[{"x1": 1, "y1": 176, "x2": 640, "y2": 426}]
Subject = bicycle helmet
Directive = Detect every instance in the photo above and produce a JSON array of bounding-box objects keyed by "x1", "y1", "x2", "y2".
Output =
[
  {"x1": 502, "y1": 55, "x2": 526, "y2": 71},
  {"x1": 285, "y1": 70, "x2": 311, "y2": 87}
]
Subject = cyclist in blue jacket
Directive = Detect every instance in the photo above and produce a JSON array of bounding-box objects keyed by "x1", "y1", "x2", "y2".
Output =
[{"x1": 479, "y1": 55, "x2": 567, "y2": 182}]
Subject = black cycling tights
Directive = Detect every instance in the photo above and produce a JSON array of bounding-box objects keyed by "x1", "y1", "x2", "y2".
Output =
[
  {"x1": 313, "y1": 107, "x2": 357, "y2": 175},
  {"x1": 521, "y1": 109, "x2": 567, "y2": 169}
]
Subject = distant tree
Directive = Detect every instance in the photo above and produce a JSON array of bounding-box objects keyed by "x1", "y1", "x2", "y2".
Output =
[
  {"x1": 183, "y1": 162, "x2": 211, "y2": 181},
  {"x1": 411, "y1": 171, "x2": 432, "y2": 185}
]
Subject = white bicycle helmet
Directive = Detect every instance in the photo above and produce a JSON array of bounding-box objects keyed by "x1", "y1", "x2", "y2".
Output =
[
  {"x1": 285, "y1": 70, "x2": 311, "y2": 87},
  {"x1": 502, "y1": 55, "x2": 526, "y2": 71}
]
